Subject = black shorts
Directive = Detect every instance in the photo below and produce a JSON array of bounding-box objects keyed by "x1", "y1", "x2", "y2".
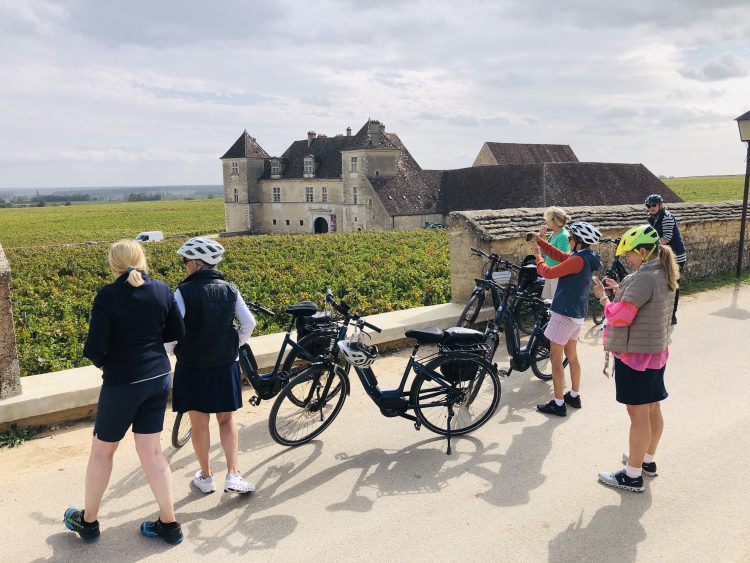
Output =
[
  {"x1": 614, "y1": 358, "x2": 668, "y2": 405},
  {"x1": 94, "y1": 373, "x2": 170, "y2": 442}
]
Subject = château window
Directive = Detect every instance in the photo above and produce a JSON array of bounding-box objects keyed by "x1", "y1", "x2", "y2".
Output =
[
  {"x1": 304, "y1": 157, "x2": 314, "y2": 177},
  {"x1": 354, "y1": 216, "x2": 358, "y2": 223},
  {"x1": 273, "y1": 219, "x2": 277, "y2": 225},
  {"x1": 231, "y1": 161, "x2": 239, "y2": 175},
  {"x1": 321, "y1": 186, "x2": 327, "y2": 203},
  {"x1": 350, "y1": 156, "x2": 358, "y2": 173},
  {"x1": 233, "y1": 188, "x2": 238, "y2": 203},
  {"x1": 286, "y1": 219, "x2": 290, "y2": 225},
  {"x1": 305, "y1": 186, "x2": 314, "y2": 203},
  {"x1": 368, "y1": 198, "x2": 372, "y2": 208},
  {"x1": 271, "y1": 159, "x2": 281, "y2": 177},
  {"x1": 299, "y1": 220, "x2": 304, "y2": 226},
  {"x1": 272, "y1": 186, "x2": 281, "y2": 203},
  {"x1": 352, "y1": 186, "x2": 358, "y2": 205}
]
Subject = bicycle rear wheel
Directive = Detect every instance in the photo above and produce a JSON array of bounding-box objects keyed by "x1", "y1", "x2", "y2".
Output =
[
  {"x1": 529, "y1": 330, "x2": 569, "y2": 380},
  {"x1": 268, "y1": 365, "x2": 348, "y2": 446},
  {"x1": 457, "y1": 291, "x2": 485, "y2": 328},
  {"x1": 411, "y1": 353, "x2": 500, "y2": 436},
  {"x1": 590, "y1": 293, "x2": 604, "y2": 325},
  {"x1": 171, "y1": 412, "x2": 192, "y2": 449}
]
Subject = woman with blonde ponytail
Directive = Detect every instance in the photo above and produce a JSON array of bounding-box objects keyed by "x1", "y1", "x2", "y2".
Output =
[
  {"x1": 65, "y1": 240, "x2": 186, "y2": 545},
  {"x1": 592, "y1": 225, "x2": 678, "y2": 493}
]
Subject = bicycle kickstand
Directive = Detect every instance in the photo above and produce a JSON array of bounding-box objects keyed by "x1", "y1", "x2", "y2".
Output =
[{"x1": 445, "y1": 404, "x2": 454, "y2": 455}]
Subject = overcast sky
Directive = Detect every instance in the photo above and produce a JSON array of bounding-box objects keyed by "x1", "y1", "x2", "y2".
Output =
[{"x1": 1, "y1": 0, "x2": 749, "y2": 189}]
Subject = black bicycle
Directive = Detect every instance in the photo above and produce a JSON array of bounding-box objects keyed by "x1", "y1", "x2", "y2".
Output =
[
  {"x1": 268, "y1": 293, "x2": 501, "y2": 454},
  {"x1": 458, "y1": 248, "x2": 544, "y2": 335},
  {"x1": 482, "y1": 283, "x2": 569, "y2": 381},
  {"x1": 588, "y1": 238, "x2": 627, "y2": 325},
  {"x1": 171, "y1": 297, "x2": 344, "y2": 449}
]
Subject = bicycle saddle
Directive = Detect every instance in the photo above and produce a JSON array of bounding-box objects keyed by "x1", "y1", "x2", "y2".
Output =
[
  {"x1": 443, "y1": 327, "x2": 486, "y2": 345},
  {"x1": 285, "y1": 300, "x2": 319, "y2": 317},
  {"x1": 404, "y1": 327, "x2": 444, "y2": 344}
]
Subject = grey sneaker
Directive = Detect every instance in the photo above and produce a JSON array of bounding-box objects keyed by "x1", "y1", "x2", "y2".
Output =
[
  {"x1": 192, "y1": 470, "x2": 216, "y2": 494},
  {"x1": 622, "y1": 453, "x2": 658, "y2": 477},
  {"x1": 598, "y1": 469, "x2": 644, "y2": 492}
]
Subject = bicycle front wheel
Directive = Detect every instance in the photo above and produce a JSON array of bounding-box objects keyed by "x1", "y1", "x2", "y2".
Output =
[
  {"x1": 171, "y1": 412, "x2": 192, "y2": 449},
  {"x1": 268, "y1": 365, "x2": 348, "y2": 447},
  {"x1": 457, "y1": 291, "x2": 485, "y2": 328},
  {"x1": 411, "y1": 353, "x2": 501, "y2": 436}
]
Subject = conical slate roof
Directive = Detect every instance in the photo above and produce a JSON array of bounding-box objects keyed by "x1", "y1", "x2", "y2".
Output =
[{"x1": 220, "y1": 131, "x2": 270, "y2": 159}]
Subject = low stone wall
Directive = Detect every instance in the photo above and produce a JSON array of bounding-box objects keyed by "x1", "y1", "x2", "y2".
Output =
[
  {"x1": 0, "y1": 244, "x2": 21, "y2": 398},
  {"x1": 449, "y1": 202, "x2": 750, "y2": 303}
]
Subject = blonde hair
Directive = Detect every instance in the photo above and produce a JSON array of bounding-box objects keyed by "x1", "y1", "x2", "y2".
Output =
[
  {"x1": 109, "y1": 240, "x2": 148, "y2": 287},
  {"x1": 657, "y1": 245, "x2": 680, "y2": 292},
  {"x1": 543, "y1": 206, "x2": 571, "y2": 228}
]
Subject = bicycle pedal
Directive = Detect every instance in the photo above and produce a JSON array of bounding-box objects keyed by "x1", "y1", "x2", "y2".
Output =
[
  {"x1": 248, "y1": 396, "x2": 261, "y2": 406},
  {"x1": 414, "y1": 421, "x2": 421, "y2": 431}
]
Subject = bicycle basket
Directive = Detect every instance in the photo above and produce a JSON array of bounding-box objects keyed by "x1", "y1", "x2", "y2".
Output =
[
  {"x1": 491, "y1": 270, "x2": 512, "y2": 286},
  {"x1": 439, "y1": 344, "x2": 492, "y2": 382},
  {"x1": 518, "y1": 264, "x2": 540, "y2": 290},
  {"x1": 296, "y1": 311, "x2": 334, "y2": 340}
]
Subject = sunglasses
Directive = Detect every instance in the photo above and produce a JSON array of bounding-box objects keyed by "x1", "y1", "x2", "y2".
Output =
[{"x1": 646, "y1": 203, "x2": 659, "y2": 209}]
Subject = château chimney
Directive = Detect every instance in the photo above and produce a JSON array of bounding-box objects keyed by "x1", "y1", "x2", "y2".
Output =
[
  {"x1": 307, "y1": 131, "x2": 317, "y2": 147},
  {"x1": 346, "y1": 127, "x2": 351, "y2": 137}
]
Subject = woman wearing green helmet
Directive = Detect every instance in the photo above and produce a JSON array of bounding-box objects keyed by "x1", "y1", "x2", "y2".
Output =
[{"x1": 592, "y1": 224, "x2": 679, "y2": 493}]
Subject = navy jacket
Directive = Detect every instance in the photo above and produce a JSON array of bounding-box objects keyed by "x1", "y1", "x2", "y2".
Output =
[
  {"x1": 84, "y1": 274, "x2": 185, "y2": 385},
  {"x1": 552, "y1": 249, "x2": 602, "y2": 319}
]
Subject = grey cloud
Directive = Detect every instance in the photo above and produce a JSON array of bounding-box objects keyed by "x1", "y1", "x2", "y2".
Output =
[{"x1": 680, "y1": 53, "x2": 749, "y2": 82}]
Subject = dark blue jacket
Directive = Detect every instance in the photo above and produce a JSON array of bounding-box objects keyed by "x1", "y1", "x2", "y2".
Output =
[
  {"x1": 84, "y1": 274, "x2": 185, "y2": 385},
  {"x1": 552, "y1": 249, "x2": 601, "y2": 319},
  {"x1": 175, "y1": 268, "x2": 239, "y2": 368}
]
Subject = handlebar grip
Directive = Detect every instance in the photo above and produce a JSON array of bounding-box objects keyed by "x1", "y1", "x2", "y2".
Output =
[
  {"x1": 362, "y1": 320, "x2": 382, "y2": 333},
  {"x1": 251, "y1": 302, "x2": 275, "y2": 316}
]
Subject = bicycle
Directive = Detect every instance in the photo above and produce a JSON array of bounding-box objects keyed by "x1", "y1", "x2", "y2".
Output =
[
  {"x1": 588, "y1": 238, "x2": 627, "y2": 325},
  {"x1": 268, "y1": 292, "x2": 501, "y2": 455},
  {"x1": 458, "y1": 248, "x2": 544, "y2": 335},
  {"x1": 171, "y1": 297, "x2": 344, "y2": 449},
  {"x1": 483, "y1": 283, "x2": 569, "y2": 381}
]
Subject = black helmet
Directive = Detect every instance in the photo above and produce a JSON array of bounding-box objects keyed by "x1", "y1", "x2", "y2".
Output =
[{"x1": 644, "y1": 194, "x2": 664, "y2": 206}]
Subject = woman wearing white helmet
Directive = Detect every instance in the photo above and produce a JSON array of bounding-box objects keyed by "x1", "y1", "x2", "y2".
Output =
[
  {"x1": 170, "y1": 237, "x2": 258, "y2": 496},
  {"x1": 528, "y1": 221, "x2": 602, "y2": 417}
]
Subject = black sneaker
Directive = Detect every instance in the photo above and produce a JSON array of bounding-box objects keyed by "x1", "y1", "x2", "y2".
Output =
[
  {"x1": 140, "y1": 519, "x2": 184, "y2": 545},
  {"x1": 64, "y1": 508, "x2": 100, "y2": 540},
  {"x1": 623, "y1": 453, "x2": 658, "y2": 477},
  {"x1": 536, "y1": 399, "x2": 567, "y2": 417},
  {"x1": 564, "y1": 391, "x2": 581, "y2": 409},
  {"x1": 598, "y1": 469, "x2": 644, "y2": 492}
]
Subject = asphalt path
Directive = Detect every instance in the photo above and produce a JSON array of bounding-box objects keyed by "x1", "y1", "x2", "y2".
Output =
[{"x1": 1, "y1": 283, "x2": 749, "y2": 562}]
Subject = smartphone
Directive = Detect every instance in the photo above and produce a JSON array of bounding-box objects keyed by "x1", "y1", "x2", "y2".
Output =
[{"x1": 525, "y1": 233, "x2": 533, "y2": 242}]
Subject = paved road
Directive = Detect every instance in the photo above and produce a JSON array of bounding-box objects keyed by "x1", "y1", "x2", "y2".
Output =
[{"x1": 1, "y1": 284, "x2": 749, "y2": 562}]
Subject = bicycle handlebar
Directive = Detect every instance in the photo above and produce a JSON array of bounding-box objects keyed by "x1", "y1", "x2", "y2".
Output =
[
  {"x1": 357, "y1": 318, "x2": 382, "y2": 333},
  {"x1": 248, "y1": 302, "x2": 275, "y2": 316}
]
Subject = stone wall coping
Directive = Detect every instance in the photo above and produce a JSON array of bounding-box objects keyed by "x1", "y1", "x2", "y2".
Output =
[
  {"x1": 0, "y1": 302, "x2": 483, "y2": 427},
  {"x1": 450, "y1": 201, "x2": 746, "y2": 241}
]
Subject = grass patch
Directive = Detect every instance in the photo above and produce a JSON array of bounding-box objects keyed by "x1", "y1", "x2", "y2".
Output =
[
  {"x1": 662, "y1": 175, "x2": 746, "y2": 202},
  {"x1": 681, "y1": 268, "x2": 750, "y2": 296},
  {"x1": 0, "y1": 424, "x2": 38, "y2": 448}
]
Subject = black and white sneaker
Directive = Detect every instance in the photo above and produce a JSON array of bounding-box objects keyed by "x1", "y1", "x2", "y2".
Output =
[
  {"x1": 140, "y1": 519, "x2": 184, "y2": 545},
  {"x1": 564, "y1": 391, "x2": 581, "y2": 409},
  {"x1": 598, "y1": 469, "x2": 644, "y2": 492},
  {"x1": 537, "y1": 399, "x2": 567, "y2": 417},
  {"x1": 622, "y1": 453, "x2": 658, "y2": 477}
]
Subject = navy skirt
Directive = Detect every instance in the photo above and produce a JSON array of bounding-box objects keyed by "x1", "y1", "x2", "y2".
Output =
[
  {"x1": 172, "y1": 361, "x2": 243, "y2": 414},
  {"x1": 614, "y1": 357, "x2": 668, "y2": 405}
]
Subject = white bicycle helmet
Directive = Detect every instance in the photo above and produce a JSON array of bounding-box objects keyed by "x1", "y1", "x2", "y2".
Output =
[
  {"x1": 568, "y1": 221, "x2": 601, "y2": 246},
  {"x1": 177, "y1": 237, "x2": 225, "y2": 265},
  {"x1": 338, "y1": 339, "x2": 378, "y2": 367}
]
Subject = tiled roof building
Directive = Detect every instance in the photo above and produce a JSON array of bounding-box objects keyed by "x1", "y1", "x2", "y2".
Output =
[{"x1": 221, "y1": 119, "x2": 680, "y2": 234}]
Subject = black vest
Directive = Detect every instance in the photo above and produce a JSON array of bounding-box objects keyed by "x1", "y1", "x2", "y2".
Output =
[{"x1": 175, "y1": 269, "x2": 239, "y2": 367}]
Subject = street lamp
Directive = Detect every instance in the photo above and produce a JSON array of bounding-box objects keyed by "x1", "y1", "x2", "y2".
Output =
[{"x1": 734, "y1": 111, "x2": 750, "y2": 277}]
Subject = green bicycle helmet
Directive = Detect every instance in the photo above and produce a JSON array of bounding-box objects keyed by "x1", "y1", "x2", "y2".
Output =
[{"x1": 616, "y1": 225, "x2": 659, "y2": 256}]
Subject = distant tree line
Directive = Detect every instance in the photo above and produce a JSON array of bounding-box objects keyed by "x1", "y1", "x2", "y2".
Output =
[{"x1": 127, "y1": 192, "x2": 162, "y2": 201}]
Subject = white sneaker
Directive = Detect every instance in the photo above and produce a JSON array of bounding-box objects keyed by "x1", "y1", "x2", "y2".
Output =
[
  {"x1": 192, "y1": 470, "x2": 216, "y2": 494},
  {"x1": 224, "y1": 472, "x2": 256, "y2": 494}
]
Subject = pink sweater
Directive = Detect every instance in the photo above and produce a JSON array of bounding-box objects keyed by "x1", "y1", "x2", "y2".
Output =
[{"x1": 603, "y1": 301, "x2": 669, "y2": 371}]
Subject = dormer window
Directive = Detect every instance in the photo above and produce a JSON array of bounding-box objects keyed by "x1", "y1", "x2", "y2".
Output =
[
  {"x1": 231, "y1": 161, "x2": 239, "y2": 175},
  {"x1": 304, "y1": 157, "x2": 315, "y2": 178},
  {"x1": 271, "y1": 159, "x2": 281, "y2": 178},
  {"x1": 352, "y1": 186, "x2": 358, "y2": 205},
  {"x1": 350, "y1": 156, "x2": 358, "y2": 173}
]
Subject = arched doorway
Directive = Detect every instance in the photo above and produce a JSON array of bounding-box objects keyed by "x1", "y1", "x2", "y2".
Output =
[{"x1": 314, "y1": 217, "x2": 329, "y2": 234}]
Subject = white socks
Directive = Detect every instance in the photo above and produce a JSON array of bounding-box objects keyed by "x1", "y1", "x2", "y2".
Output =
[
  {"x1": 569, "y1": 390, "x2": 579, "y2": 398},
  {"x1": 643, "y1": 453, "x2": 655, "y2": 464},
  {"x1": 554, "y1": 398, "x2": 564, "y2": 406},
  {"x1": 625, "y1": 465, "x2": 642, "y2": 479}
]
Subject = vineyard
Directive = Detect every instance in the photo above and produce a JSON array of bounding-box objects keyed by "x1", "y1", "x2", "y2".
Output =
[
  {"x1": 662, "y1": 175, "x2": 745, "y2": 202},
  {"x1": 0, "y1": 199, "x2": 225, "y2": 249},
  {"x1": 7, "y1": 230, "x2": 449, "y2": 376}
]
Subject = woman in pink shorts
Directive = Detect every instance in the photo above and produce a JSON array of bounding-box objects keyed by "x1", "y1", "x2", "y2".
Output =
[{"x1": 528, "y1": 221, "x2": 602, "y2": 416}]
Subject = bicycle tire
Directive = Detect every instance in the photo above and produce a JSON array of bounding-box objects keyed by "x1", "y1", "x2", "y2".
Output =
[
  {"x1": 268, "y1": 364, "x2": 348, "y2": 447},
  {"x1": 529, "y1": 330, "x2": 569, "y2": 381},
  {"x1": 590, "y1": 292, "x2": 605, "y2": 325},
  {"x1": 280, "y1": 331, "x2": 346, "y2": 407},
  {"x1": 171, "y1": 412, "x2": 192, "y2": 449},
  {"x1": 411, "y1": 353, "x2": 501, "y2": 436},
  {"x1": 457, "y1": 291, "x2": 485, "y2": 328}
]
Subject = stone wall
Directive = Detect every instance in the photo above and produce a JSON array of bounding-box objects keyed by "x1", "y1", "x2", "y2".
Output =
[
  {"x1": 449, "y1": 202, "x2": 750, "y2": 303},
  {"x1": 0, "y1": 244, "x2": 21, "y2": 398}
]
